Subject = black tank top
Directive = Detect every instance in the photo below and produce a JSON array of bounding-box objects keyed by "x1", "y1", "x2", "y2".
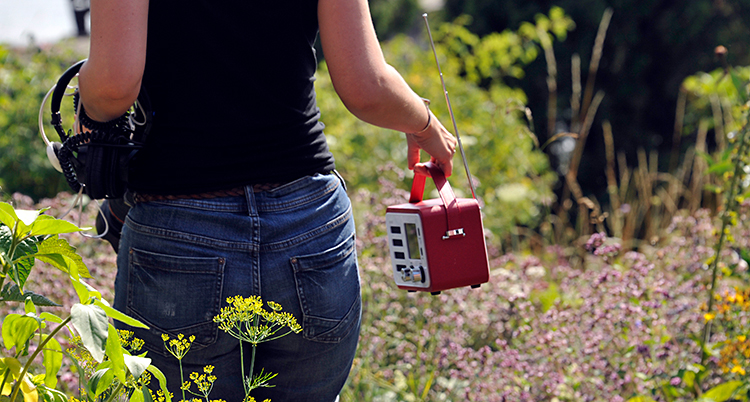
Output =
[{"x1": 128, "y1": 0, "x2": 335, "y2": 195}]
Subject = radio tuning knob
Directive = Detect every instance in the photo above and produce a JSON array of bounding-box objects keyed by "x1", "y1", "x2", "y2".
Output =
[{"x1": 411, "y1": 268, "x2": 422, "y2": 282}]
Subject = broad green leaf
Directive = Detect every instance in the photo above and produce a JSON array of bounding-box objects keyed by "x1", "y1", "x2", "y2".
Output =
[
  {"x1": 0, "y1": 283, "x2": 60, "y2": 307},
  {"x1": 130, "y1": 388, "x2": 145, "y2": 402},
  {"x1": 42, "y1": 336, "x2": 62, "y2": 388},
  {"x1": 35, "y1": 236, "x2": 91, "y2": 278},
  {"x1": 68, "y1": 265, "x2": 92, "y2": 303},
  {"x1": 5, "y1": 235, "x2": 38, "y2": 290},
  {"x1": 23, "y1": 297, "x2": 35, "y2": 315},
  {"x1": 105, "y1": 324, "x2": 126, "y2": 383},
  {"x1": 124, "y1": 354, "x2": 152, "y2": 380},
  {"x1": 29, "y1": 217, "x2": 84, "y2": 237},
  {"x1": 94, "y1": 300, "x2": 149, "y2": 329},
  {"x1": 39, "y1": 312, "x2": 63, "y2": 324},
  {"x1": 146, "y1": 365, "x2": 172, "y2": 402},
  {"x1": 142, "y1": 384, "x2": 155, "y2": 402},
  {"x1": 0, "y1": 203, "x2": 18, "y2": 229},
  {"x1": 89, "y1": 368, "x2": 115, "y2": 397},
  {"x1": 2, "y1": 314, "x2": 38, "y2": 351},
  {"x1": 70, "y1": 303, "x2": 108, "y2": 362},
  {"x1": 699, "y1": 380, "x2": 742, "y2": 402},
  {"x1": 10, "y1": 256, "x2": 34, "y2": 292}
]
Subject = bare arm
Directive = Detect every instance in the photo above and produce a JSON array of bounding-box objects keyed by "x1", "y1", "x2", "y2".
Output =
[
  {"x1": 77, "y1": 0, "x2": 149, "y2": 122},
  {"x1": 318, "y1": 0, "x2": 457, "y2": 176}
]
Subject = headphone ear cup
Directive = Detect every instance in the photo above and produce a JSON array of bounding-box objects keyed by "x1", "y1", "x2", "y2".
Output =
[{"x1": 47, "y1": 142, "x2": 63, "y2": 173}]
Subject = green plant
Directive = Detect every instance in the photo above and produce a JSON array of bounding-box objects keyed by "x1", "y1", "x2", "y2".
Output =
[
  {"x1": 318, "y1": 16, "x2": 563, "y2": 241},
  {"x1": 623, "y1": 58, "x2": 750, "y2": 402},
  {"x1": 0, "y1": 201, "x2": 171, "y2": 401},
  {"x1": 212, "y1": 295, "x2": 301, "y2": 401}
]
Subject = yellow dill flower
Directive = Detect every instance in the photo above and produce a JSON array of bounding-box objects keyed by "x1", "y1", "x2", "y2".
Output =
[
  {"x1": 704, "y1": 313, "x2": 716, "y2": 322},
  {"x1": 739, "y1": 335, "x2": 747, "y2": 342},
  {"x1": 732, "y1": 365, "x2": 746, "y2": 375},
  {"x1": 214, "y1": 295, "x2": 302, "y2": 343},
  {"x1": 163, "y1": 333, "x2": 194, "y2": 360}
]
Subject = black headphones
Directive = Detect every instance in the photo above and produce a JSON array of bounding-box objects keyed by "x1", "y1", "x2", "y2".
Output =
[{"x1": 41, "y1": 59, "x2": 154, "y2": 199}]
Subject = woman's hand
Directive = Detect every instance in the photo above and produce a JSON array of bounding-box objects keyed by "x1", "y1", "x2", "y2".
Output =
[{"x1": 406, "y1": 110, "x2": 457, "y2": 177}]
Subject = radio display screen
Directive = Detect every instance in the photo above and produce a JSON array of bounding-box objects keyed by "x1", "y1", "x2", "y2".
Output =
[{"x1": 404, "y1": 223, "x2": 421, "y2": 259}]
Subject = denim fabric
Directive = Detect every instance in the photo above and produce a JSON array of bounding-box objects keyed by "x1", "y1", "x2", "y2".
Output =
[{"x1": 114, "y1": 173, "x2": 361, "y2": 402}]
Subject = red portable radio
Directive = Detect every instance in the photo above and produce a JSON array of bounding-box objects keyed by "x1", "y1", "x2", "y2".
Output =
[
  {"x1": 385, "y1": 14, "x2": 490, "y2": 295},
  {"x1": 386, "y1": 163, "x2": 490, "y2": 294}
]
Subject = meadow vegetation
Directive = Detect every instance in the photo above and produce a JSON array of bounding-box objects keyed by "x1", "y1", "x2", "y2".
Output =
[{"x1": 2, "y1": 8, "x2": 750, "y2": 401}]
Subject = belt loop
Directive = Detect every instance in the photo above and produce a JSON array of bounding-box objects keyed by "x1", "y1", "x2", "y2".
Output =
[
  {"x1": 332, "y1": 170, "x2": 347, "y2": 192},
  {"x1": 243, "y1": 185, "x2": 258, "y2": 216}
]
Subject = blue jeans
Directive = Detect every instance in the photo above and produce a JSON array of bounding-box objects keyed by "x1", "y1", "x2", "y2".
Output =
[{"x1": 114, "y1": 173, "x2": 361, "y2": 402}]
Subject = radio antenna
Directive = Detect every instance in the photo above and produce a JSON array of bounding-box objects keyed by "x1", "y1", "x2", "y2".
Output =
[{"x1": 423, "y1": 13, "x2": 477, "y2": 200}]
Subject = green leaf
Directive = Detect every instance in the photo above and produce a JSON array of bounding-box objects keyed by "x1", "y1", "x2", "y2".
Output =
[
  {"x1": 699, "y1": 381, "x2": 742, "y2": 402},
  {"x1": 23, "y1": 297, "x2": 35, "y2": 315},
  {"x1": 105, "y1": 324, "x2": 126, "y2": 383},
  {"x1": 89, "y1": 368, "x2": 115, "y2": 397},
  {"x1": 1, "y1": 314, "x2": 37, "y2": 351},
  {"x1": 94, "y1": 299, "x2": 149, "y2": 329},
  {"x1": 0, "y1": 203, "x2": 18, "y2": 229},
  {"x1": 70, "y1": 303, "x2": 108, "y2": 362},
  {"x1": 68, "y1": 265, "x2": 92, "y2": 303},
  {"x1": 35, "y1": 236, "x2": 91, "y2": 278},
  {"x1": 29, "y1": 217, "x2": 84, "y2": 237},
  {"x1": 42, "y1": 336, "x2": 62, "y2": 388},
  {"x1": 681, "y1": 369, "x2": 696, "y2": 390},
  {"x1": 0, "y1": 283, "x2": 60, "y2": 307},
  {"x1": 39, "y1": 312, "x2": 64, "y2": 324},
  {"x1": 142, "y1": 383, "x2": 155, "y2": 402},
  {"x1": 146, "y1": 365, "x2": 172, "y2": 402},
  {"x1": 130, "y1": 388, "x2": 145, "y2": 402},
  {"x1": 4, "y1": 234, "x2": 38, "y2": 290},
  {"x1": 731, "y1": 69, "x2": 749, "y2": 104},
  {"x1": 124, "y1": 354, "x2": 151, "y2": 381}
]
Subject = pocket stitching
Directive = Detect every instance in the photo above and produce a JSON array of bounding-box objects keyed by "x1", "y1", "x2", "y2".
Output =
[{"x1": 126, "y1": 247, "x2": 225, "y2": 349}]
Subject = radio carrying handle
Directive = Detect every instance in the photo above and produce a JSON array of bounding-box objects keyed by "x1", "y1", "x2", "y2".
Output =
[{"x1": 409, "y1": 162, "x2": 465, "y2": 239}]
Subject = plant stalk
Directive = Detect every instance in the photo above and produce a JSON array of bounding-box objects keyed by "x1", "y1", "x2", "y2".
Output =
[
  {"x1": 9, "y1": 315, "x2": 72, "y2": 402},
  {"x1": 699, "y1": 122, "x2": 750, "y2": 369}
]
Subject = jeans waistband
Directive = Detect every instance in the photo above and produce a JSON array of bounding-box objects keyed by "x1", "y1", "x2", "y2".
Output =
[{"x1": 132, "y1": 171, "x2": 341, "y2": 204}]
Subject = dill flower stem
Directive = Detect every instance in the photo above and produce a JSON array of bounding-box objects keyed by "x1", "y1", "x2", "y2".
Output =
[
  {"x1": 239, "y1": 328, "x2": 247, "y2": 395},
  {"x1": 179, "y1": 359, "x2": 186, "y2": 402}
]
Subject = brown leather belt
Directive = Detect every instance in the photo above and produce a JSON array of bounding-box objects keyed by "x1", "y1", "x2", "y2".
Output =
[{"x1": 133, "y1": 182, "x2": 283, "y2": 203}]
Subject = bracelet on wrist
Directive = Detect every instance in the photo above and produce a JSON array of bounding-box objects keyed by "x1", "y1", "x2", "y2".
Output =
[
  {"x1": 73, "y1": 92, "x2": 130, "y2": 132},
  {"x1": 410, "y1": 97, "x2": 432, "y2": 134}
]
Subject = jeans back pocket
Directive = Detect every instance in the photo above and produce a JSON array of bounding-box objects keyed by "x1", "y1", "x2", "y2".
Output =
[
  {"x1": 291, "y1": 233, "x2": 361, "y2": 343},
  {"x1": 127, "y1": 248, "x2": 225, "y2": 350}
]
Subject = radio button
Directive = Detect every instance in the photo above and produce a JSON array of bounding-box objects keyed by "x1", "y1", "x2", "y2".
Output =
[
  {"x1": 393, "y1": 239, "x2": 403, "y2": 247},
  {"x1": 395, "y1": 252, "x2": 405, "y2": 259},
  {"x1": 390, "y1": 226, "x2": 401, "y2": 234},
  {"x1": 396, "y1": 264, "x2": 406, "y2": 272},
  {"x1": 412, "y1": 268, "x2": 422, "y2": 283}
]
